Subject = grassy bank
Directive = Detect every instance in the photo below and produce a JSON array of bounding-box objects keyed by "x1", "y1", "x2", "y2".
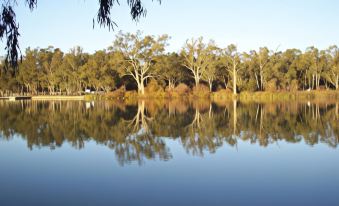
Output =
[
  {"x1": 4, "y1": 90, "x2": 337, "y2": 102},
  {"x1": 212, "y1": 90, "x2": 339, "y2": 103},
  {"x1": 99, "y1": 89, "x2": 339, "y2": 102},
  {"x1": 32, "y1": 95, "x2": 85, "y2": 100},
  {"x1": 238, "y1": 90, "x2": 339, "y2": 102}
]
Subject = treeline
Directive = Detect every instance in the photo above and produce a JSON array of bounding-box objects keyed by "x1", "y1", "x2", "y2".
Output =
[
  {"x1": 0, "y1": 100, "x2": 338, "y2": 164},
  {"x1": 0, "y1": 31, "x2": 338, "y2": 96}
]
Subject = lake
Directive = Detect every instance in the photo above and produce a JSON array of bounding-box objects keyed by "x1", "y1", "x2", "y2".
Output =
[{"x1": 0, "y1": 100, "x2": 338, "y2": 206}]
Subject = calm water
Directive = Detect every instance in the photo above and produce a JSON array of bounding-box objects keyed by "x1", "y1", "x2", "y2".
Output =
[{"x1": 0, "y1": 100, "x2": 338, "y2": 206}]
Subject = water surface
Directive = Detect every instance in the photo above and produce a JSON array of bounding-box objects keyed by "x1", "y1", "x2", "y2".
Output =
[{"x1": 0, "y1": 100, "x2": 338, "y2": 206}]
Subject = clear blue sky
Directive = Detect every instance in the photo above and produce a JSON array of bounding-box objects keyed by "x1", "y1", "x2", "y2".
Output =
[{"x1": 5, "y1": 0, "x2": 339, "y2": 54}]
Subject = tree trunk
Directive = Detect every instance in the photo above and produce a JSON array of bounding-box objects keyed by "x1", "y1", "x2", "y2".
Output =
[
  {"x1": 195, "y1": 75, "x2": 199, "y2": 87},
  {"x1": 140, "y1": 80, "x2": 145, "y2": 95},
  {"x1": 223, "y1": 76, "x2": 228, "y2": 89},
  {"x1": 315, "y1": 74, "x2": 318, "y2": 90},
  {"x1": 315, "y1": 73, "x2": 320, "y2": 90},
  {"x1": 255, "y1": 73, "x2": 260, "y2": 90},
  {"x1": 233, "y1": 66, "x2": 237, "y2": 95},
  {"x1": 209, "y1": 103, "x2": 212, "y2": 119},
  {"x1": 336, "y1": 103, "x2": 338, "y2": 120},
  {"x1": 168, "y1": 79, "x2": 175, "y2": 90},
  {"x1": 260, "y1": 66, "x2": 264, "y2": 91},
  {"x1": 208, "y1": 78, "x2": 213, "y2": 92}
]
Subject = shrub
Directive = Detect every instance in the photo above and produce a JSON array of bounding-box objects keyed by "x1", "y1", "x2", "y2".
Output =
[
  {"x1": 192, "y1": 84, "x2": 210, "y2": 98},
  {"x1": 265, "y1": 78, "x2": 277, "y2": 92},
  {"x1": 174, "y1": 83, "x2": 190, "y2": 95},
  {"x1": 241, "y1": 79, "x2": 257, "y2": 92},
  {"x1": 290, "y1": 80, "x2": 299, "y2": 92},
  {"x1": 105, "y1": 86, "x2": 126, "y2": 99},
  {"x1": 145, "y1": 79, "x2": 164, "y2": 94},
  {"x1": 212, "y1": 89, "x2": 233, "y2": 101},
  {"x1": 124, "y1": 90, "x2": 138, "y2": 100}
]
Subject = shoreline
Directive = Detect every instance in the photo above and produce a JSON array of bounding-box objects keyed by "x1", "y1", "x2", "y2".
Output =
[
  {"x1": 0, "y1": 90, "x2": 338, "y2": 102},
  {"x1": 0, "y1": 95, "x2": 85, "y2": 101},
  {"x1": 32, "y1": 96, "x2": 85, "y2": 100}
]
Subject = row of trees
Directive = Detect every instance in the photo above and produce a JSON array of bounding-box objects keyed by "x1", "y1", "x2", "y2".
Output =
[{"x1": 0, "y1": 31, "x2": 338, "y2": 96}]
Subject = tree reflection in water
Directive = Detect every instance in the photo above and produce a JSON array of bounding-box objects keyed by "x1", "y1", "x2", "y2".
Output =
[{"x1": 0, "y1": 99, "x2": 338, "y2": 165}]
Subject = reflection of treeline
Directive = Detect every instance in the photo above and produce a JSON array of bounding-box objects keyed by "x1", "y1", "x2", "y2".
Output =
[{"x1": 0, "y1": 100, "x2": 338, "y2": 164}]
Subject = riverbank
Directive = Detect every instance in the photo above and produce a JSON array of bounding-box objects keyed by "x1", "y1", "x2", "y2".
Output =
[
  {"x1": 212, "y1": 90, "x2": 339, "y2": 103},
  {"x1": 32, "y1": 96, "x2": 85, "y2": 100},
  {"x1": 1, "y1": 90, "x2": 338, "y2": 102},
  {"x1": 0, "y1": 95, "x2": 85, "y2": 101}
]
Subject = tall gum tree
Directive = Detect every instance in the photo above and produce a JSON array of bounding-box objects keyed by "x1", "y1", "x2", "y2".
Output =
[
  {"x1": 61, "y1": 46, "x2": 88, "y2": 94},
  {"x1": 181, "y1": 37, "x2": 214, "y2": 87},
  {"x1": 202, "y1": 41, "x2": 219, "y2": 92},
  {"x1": 222, "y1": 44, "x2": 242, "y2": 95},
  {"x1": 154, "y1": 53, "x2": 185, "y2": 90},
  {"x1": 305, "y1": 47, "x2": 327, "y2": 90},
  {"x1": 38, "y1": 47, "x2": 63, "y2": 94},
  {"x1": 112, "y1": 31, "x2": 168, "y2": 95},
  {"x1": 80, "y1": 50, "x2": 117, "y2": 92},
  {"x1": 17, "y1": 48, "x2": 39, "y2": 94},
  {"x1": 255, "y1": 47, "x2": 270, "y2": 91},
  {"x1": 325, "y1": 46, "x2": 339, "y2": 90}
]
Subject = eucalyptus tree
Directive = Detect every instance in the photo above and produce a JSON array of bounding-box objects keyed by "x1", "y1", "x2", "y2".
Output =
[
  {"x1": 239, "y1": 50, "x2": 258, "y2": 92},
  {"x1": 305, "y1": 47, "x2": 327, "y2": 90},
  {"x1": 281, "y1": 49, "x2": 302, "y2": 90},
  {"x1": 241, "y1": 48, "x2": 271, "y2": 92},
  {"x1": 325, "y1": 46, "x2": 339, "y2": 90},
  {"x1": 255, "y1": 47, "x2": 271, "y2": 91},
  {"x1": 318, "y1": 50, "x2": 329, "y2": 89},
  {"x1": 181, "y1": 37, "x2": 215, "y2": 87},
  {"x1": 107, "y1": 51, "x2": 125, "y2": 88},
  {"x1": 37, "y1": 47, "x2": 63, "y2": 94},
  {"x1": 17, "y1": 48, "x2": 39, "y2": 94},
  {"x1": 222, "y1": 44, "x2": 242, "y2": 94},
  {"x1": 295, "y1": 51, "x2": 312, "y2": 90},
  {"x1": 81, "y1": 50, "x2": 116, "y2": 92},
  {"x1": 59, "y1": 46, "x2": 88, "y2": 94},
  {"x1": 111, "y1": 31, "x2": 169, "y2": 95},
  {"x1": 154, "y1": 52, "x2": 185, "y2": 89},
  {"x1": 201, "y1": 42, "x2": 219, "y2": 92},
  {"x1": 0, "y1": 62, "x2": 19, "y2": 95}
]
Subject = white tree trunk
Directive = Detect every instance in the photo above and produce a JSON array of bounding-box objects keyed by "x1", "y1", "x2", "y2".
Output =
[{"x1": 233, "y1": 65, "x2": 237, "y2": 95}]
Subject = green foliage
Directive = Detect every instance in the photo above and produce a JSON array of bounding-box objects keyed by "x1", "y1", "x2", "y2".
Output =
[
  {"x1": 211, "y1": 89, "x2": 233, "y2": 102},
  {"x1": 145, "y1": 79, "x2": 164, "y2": 93},
  {"x1": 105, "y1": 86, "x2": 126, "y2": 99},
  {"x1": 0, "y1": 0, "x2": 160, "y2": 69},
  {"x1": 265, "y1": 78, "x2": 277, "y2": 92},
  {"x1": 154, "y1": 52, "x2": 186, "y2": 89},
  {"x1": 1, "y1": 32, "x2": 339, "y2": 98},
  {"x1": 181, "y1": 37, "x2": 216, "y2": 87},
  {"x1": 290, "y1": 80, "x2": 299, "y2": 92},
  {"x1": 111, "y1": 31, "x2": 169, "y2": 95},
  {"x1": 241, "y1": 79, "x2": 257, "y2": 92}
]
